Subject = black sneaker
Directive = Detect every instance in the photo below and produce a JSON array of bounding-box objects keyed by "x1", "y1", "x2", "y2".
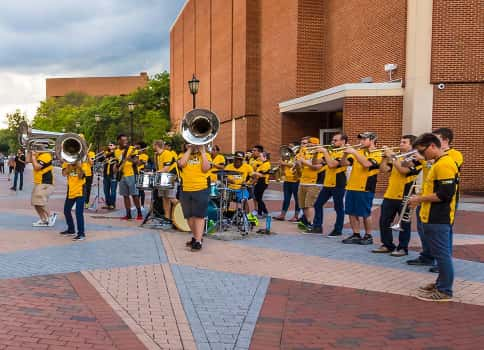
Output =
[
  {"x1": 186, "y1": 237, "x2": 196, "y2": 247},
  {"x1": 406, "y1": 257, "x2": 434, "y2": 266},
  {"x1": 328, "y1": 230, "x2": 342, "y2": 238},
  {"x1": 59, "y1": 230, "x2": 75, "y2": 235},
  {"x1": 191, "y1": 240, "x2": 202, "y2": 251},
  {"x1": 72, "y1": 235, "x2": 85, "y2": 241},
  {"x1": 342, "y1": 234, "x2": 362, "y2": 244},
  {"x1": 359, "y1": 235, "x2": 373, "y2": 245},
  {"x1": 429, "y1": 266, "x2": 439, "y2": 273},
  {"x1": 306, "y1": 226, "x2": 323, "y2": 234}
]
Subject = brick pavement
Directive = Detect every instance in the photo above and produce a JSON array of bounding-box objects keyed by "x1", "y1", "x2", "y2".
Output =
[
  {"x1": 0, "y1": 272, "x2": 146, "y2": 350},
  {"x1": 250, "y1": 278, "x2": 484, "y2": 350}
]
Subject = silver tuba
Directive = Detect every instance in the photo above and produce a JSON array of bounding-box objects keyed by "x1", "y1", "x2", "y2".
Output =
[
  {"x1": 18, "y1": 121, "x2": 88, "y2": 164},
  {"x1": 180, "y1": 109, "x2": 219, "y2": 145}
]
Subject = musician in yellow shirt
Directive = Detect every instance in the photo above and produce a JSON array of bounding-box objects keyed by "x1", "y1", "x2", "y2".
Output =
[
  {"x1": 157, "y1": 140, "x2": 179, "y2": 225},
  {"x1": 27, "y1": 148, "x2": 56, "y2": 227},
  {"x1": 273, "y1": 143, "x2": 300, "y2": 222},
  {"x1": 178, "y1": 144, "x2": 211, "y2": 251},
  {"x1": 135, "y1": 141, "x2": 149, "y2": 208},
  {"x1": 252, "y1": 151, "x2": 271, "y2": 217},
  {"x1": 83, "y1": 150, "x2": 95, "y2": 209},
  {"x1": 61, "y1": 161, "x2": 90, "y2": 240},
  {"x1": 209, "y1": 145, "x2": 226, "y2": 183},
  {"x1": 114, "y1": 134, "x2": 142, "y2": 220}
]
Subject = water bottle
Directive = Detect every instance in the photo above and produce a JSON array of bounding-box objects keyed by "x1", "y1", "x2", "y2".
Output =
[{"x1": 265, "y1": 216, "x2": 271, "y2": 233}]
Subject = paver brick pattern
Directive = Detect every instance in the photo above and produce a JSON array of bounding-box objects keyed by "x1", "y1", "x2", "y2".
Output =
[
  {"x1": 251, "y1": 278, "x2": 484, "y2": 350},
  {"x1": 0, "y1": 273, "x2": 146, "y2": 350}
]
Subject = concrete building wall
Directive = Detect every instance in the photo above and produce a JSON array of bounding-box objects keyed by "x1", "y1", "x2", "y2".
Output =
[{"x1": 46, "y1": 73, "x2": 148, "y2": 98}]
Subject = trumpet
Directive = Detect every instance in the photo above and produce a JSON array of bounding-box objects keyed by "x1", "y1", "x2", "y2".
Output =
[
  {"x1": 331, "y1": 143, "x2": 363, "y2": 152},
  {"x1": 392, "y1": 149, "x2": 418, "y2": 161},
  {"x1": 391, "y1": 178, "x2": 420, "y2": 231}
]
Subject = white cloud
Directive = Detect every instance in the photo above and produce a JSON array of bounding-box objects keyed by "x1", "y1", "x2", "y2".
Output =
[{"x1": 0, "y1": 0, "x2": 185, "y2": 126}]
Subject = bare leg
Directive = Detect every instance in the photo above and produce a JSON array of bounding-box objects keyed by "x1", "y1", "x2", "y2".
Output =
[
  {"x1": 188, "y1": 217, "x2": 205, "y2": 242},
  {"x1": 304, "y1": 207, "x2": 315, "y2": 224},
  {"x1": 349, "y1": 215, "x2": 361, "y2": 235},
  {"x1": 123, "y1": 196, "x2": 131, "y2": 216},
  {"x1": 162, "y1": 197, "x2": 172, "y2": 219},
  {"x1": 363, "y1": 216, "x2": 372, "y2": 236},
  {"x1": 34, "y1": 205, "x2": 48, "y2": 222}
]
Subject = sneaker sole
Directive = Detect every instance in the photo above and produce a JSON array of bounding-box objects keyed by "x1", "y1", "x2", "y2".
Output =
[{"x1": 415, "y1": 294, "x2": 452, "y2": 302}]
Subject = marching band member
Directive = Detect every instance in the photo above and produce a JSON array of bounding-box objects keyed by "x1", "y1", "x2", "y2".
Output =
[
  {"x1": 80, "y1": 135, "x2": 95, "y2": 209},
  {"x1": 296, "y1": 137, "x2": 324, "y2": 231},
  {"x1": 408, "y1": 133, "x2": 458, "y2": 302},
  {"x1": 309, "y1": 133, "x2": 349, "y2": 236},
  {"x1": 252, "y1": 152, "x2": 271, "y2": 217},
  {"x1": 27, "y1": 146, "x2": 56, "y2": 227},
  {"x1": 101, "y1": 143, "x2": 118, "y2": 210},
  {"x1": 249, "y1": 145, "x2": 264, "y2": 215},
  {"x1": 372, "y1": 135, "x2": 421, "y2": 256},
  {"x1": 209, "y1": 145, "x2": 226, "y2": 184},
  {"x1": 157, "y1": 140, "x2": 178, "y2": 225},
  {"x1": 178, "y1": 144, "x2": 211, "y2": 251},
  {"x1": 114, "y1": 134, "x2": 142, "y2": 220},
  {"x1": 135, "y1": 141, "x2": 149, "y2": 208},
  {"x1": 60, "y1": 160, "x2": 90, "y2": 240},
  {"x1": 225, "y1": 151, "x2": 254, "y2": 211},
  {"x1": 273, "y1": 142, "x2": 300, "y2": 222},
  {"x1": 340, "y1": 132, "x2": 381, "y2": 245}
]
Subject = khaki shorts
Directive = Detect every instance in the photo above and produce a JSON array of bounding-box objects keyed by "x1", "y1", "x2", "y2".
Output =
[
  {"x1": 31, "y1": 184, "x2": 55, "y2": 206},
  {"x1": 298, "y1": 184, "x2": 321, "y2": 209}
]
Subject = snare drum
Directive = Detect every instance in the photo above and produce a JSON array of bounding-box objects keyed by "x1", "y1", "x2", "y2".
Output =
[
  {"x1": 209, "y1": 182, "x2": 220, "y2": 198},
  {"x1": 136, "y1": 172, "x2": 154, "y2": 190},
  {"x1": 154, "y1": 172, "x2": 176, "y2": 189}
]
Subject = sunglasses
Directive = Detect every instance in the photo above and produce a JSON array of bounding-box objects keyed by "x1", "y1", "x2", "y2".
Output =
[{"x1": 417, "y1": 145, "x2": 429, "y2": 155}]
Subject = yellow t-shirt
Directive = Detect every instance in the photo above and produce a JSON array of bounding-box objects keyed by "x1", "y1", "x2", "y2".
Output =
[
  {"x1": 83, "y1": 151, "x2": 95, "y2": 177},
  {"x1": 137, "y1": 153, "x2": 149, "y2": 172},
  {"x1": 419, "y1": 154, "x2": 458, "y2": 224},
  {"x1": 446, "y1": 148, "x2": 463, "y2": 170},
  {"x1": 255, "y1": 161, "x2": 271, "y2": 185},
  {"x1": 249, "y1": 158, "x2": 262, "y2": 170},
  {"x1": 210, "y1": 154, "x2": 226, "y2": 182},
  {"x1": 179, "y1": 153, "x2": 212, "y2": 191},
  {"x1": 299, "y1": 152, "x2": 323, "y2": 185},
  {"x1": 323, "y1": 151, "x2": 347, "y2": 188},
  {"x1": 33, "y1": 152, "x2": 54, "y2": 185},
  {"x1": 225, "y1": 163, "x2": 254, "y2": 190},
  {"x1": 283, "y1": 163, "x2": 299, "y2": 183},
  {"x1": 384, "y1": 160, "x2": 422, "y2": 200},
  {"x1": 159, "y1": 150, "x2": 177, "y2": 174},
  {"x1": 63, "y1": 162, "x2": 90, "y2": 199},
  {"x1": 114, "y1": 146, "x2": 138, "y2": 177},
  {"x1": 345, "y1": 150, "x2": 382, "y2": 193}
]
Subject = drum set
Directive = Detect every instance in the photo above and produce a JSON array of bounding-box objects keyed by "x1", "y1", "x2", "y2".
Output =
[{"x1": 136, "y1": 169, "x2": 254, "y2": 235}]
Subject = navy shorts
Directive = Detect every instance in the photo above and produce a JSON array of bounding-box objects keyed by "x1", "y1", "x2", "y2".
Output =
[{"x1": 344, "y1": 190, "x2": 374, "y2": 218}]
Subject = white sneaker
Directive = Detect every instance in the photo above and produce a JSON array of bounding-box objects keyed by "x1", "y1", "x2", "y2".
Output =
[
  {"x1": 48, "y1": 213, "x2": 57, "y2": 227},
  {"x1": 32, "y1": 220, "x2": 48, "y2": 227}
]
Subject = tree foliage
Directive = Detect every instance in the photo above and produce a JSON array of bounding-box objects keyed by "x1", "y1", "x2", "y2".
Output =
[{"x1": 29, "y1": 71, "x2": 172, "y2": 152}]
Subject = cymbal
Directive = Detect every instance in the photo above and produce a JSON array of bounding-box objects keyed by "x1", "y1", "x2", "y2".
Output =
[{"x1": 213, "y1": 169, "x2": 242, "y2": 175}]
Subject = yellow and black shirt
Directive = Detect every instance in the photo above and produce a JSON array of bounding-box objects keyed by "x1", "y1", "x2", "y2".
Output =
[
  {"x1": 179, "y1": 153, "x2": 212, "y2": 191},
  {"x1": 210, "y1": 154, "x2": 226, "y2": 183},
  {"x1": 225, "y1": 163, "x2": 254, "y2": 190},
  {"x1": 103, "y1": 151, "x2": 117, "y2": 177},
  {"x1": 323, "y1": 151, "x2": 348, "y2": 189},
  {"x1": 255, "y1": 160, "x2": 271, "y2": 185},
  {"x1": 33, "y1": 152, "x2": 54, "y2": 185},
  {"x1": 345, "y1": 150, "x2": 381, "y2": 193},
  {"x1": 419, "y1": 154, "x2": 458, "y2": 225},
  {"x1": 384, "y1": 159, "x2": 422, "y2": 200},
  {"x1": 62, "y1": 162, "x2": 90, "y2": 199},
  {"x1": 158, "y1": 149, "x2": 178, "y2": 175},
  {"x1": 299, "y1": 152, "x2": 323, "y2": 185},
  {"x1": 114, "y1": 146, "x2": 138, "y2": 177},
  {"x1": 84, "y1": 151, "x2": 95, "y2": 177},
  {"x1": 137, "y1": 153, "x2": 149, "y2": 172}
]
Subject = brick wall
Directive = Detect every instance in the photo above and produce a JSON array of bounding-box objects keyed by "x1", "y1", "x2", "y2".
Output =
[
  {"x1": 343, "y1": 96, "x2": 404, "y2": 193},
  {"x1": 433, "y1": 83, "x2": 484, "y2": 192},
  {"x1": 323, "y1": 0, "x2": 406, "y2": 88},
  {"x1": 431, "y1": 0, "x2": 484, "y2": 83},
  {"x1": 46, "y1": 73, "x2": 148, "y2": 98}
]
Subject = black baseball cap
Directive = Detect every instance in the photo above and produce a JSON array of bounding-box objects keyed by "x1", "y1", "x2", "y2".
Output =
[
  {"x1": 358, "y1": 132, "x2": 377, "y2": 140},
  {"x1": 234, "y1": 151, "x2": 245, "y2": 159}
]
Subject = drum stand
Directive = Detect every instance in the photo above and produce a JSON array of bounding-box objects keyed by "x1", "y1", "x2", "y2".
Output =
[
  {"x1": 89, "y1": 170, "x2": 105, "y2": 212},
  {"x1": 142, "y1": 190, "x2": 165, "y2": 227}
]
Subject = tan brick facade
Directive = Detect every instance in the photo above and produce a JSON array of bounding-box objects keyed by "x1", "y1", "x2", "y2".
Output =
[
  {"x1": 46, "y1": 73, "x2": 148, "y2": 98},
  {"x1": 170, "y1": 0, "x2": 483, "y2": 192}
]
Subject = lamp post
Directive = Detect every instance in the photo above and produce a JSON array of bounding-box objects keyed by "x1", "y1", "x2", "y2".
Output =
[
  {"x1": 188, "y1": 74, "x2": 200, "y2": 109},
  {"x1": 94, "y1": 114, "x2": 101, "y2": 152},
  {"x1": 75, "y1": 121, "x2": 81, "y2": 134},
  {"x1": 128, "y1": 102, "x2": 135, "y2": 142}
]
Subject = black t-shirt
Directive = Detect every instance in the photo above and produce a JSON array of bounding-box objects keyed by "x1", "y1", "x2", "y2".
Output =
[{"x1": 15, "y1": 155, "x2": 26, "y2": 171}]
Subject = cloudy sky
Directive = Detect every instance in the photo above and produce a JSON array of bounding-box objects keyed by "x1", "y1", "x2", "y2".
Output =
[{"x1": 0, "y1": 0, "x2": 186, "y2": 127}]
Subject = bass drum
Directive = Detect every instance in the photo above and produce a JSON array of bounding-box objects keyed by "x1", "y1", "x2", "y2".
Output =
[{"x1": 171, "y1": 202, "x2": 190, "y2": 232}]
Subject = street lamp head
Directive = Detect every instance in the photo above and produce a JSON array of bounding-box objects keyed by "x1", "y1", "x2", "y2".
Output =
[
  {"x1": 128, "y1": 102, "x2": 136, "y2": 112},
  {"x1": 95, "y1": 114, "x2": 101, "y2": 123},
  {"x1": 75, "y1": 121, "x2": 80, "y2": 128},
  {"x1": 188, "y1": 74, "x2": 200, "y2": 95}
]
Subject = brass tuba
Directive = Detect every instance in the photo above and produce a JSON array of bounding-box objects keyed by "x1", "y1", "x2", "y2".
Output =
[
  {"x1": 180, "y1": 109, "x2": 220, "y2": 145},
  {"x1": 18, "y1": 121, "x2": 87, "y2": 164}
]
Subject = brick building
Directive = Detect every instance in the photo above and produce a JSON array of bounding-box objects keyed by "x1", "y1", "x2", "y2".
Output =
[
  {"x1": 46, "y1": 72, "x2": 149, "y2": 98},
  {"x1": 170, "y1": 0, "x2": 483, "y2": 192}
]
